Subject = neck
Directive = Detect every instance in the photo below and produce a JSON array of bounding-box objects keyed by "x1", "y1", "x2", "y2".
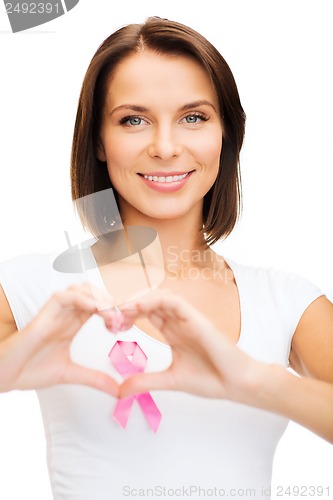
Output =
[{"x1": 119, "y1": 203, "x2": 219, "y2": 278}]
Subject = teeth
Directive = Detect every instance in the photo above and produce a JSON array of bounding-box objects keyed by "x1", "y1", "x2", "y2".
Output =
[{"x1": 143, "y1": 173, "x2": 189, "y2": 182}]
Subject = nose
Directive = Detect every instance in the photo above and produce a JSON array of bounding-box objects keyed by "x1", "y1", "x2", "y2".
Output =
[{"x1": 147, "y1": 124, "x2": 183, "y2": 160}]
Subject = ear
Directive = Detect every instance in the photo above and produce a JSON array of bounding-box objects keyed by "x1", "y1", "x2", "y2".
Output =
[{"x1": 96, "y1": 142, "x2": 107, "y2": 162}]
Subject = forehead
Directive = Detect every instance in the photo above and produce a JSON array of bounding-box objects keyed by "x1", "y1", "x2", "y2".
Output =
[{"x1": 105, "y1": 50, "x2": 218, "y2": 109}]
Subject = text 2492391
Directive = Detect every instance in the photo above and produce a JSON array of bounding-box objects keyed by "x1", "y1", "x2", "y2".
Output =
[{"x1": 5, "y1": 3, "x2": 60, "y2": 14}]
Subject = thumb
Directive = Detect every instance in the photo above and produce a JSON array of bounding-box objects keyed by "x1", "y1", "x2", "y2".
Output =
[
  {"x1": 63, "y1": 364, "x2": 119, "y2": 396},
  {"x1": 119, "y1": 371, "x2": 174, "y2": 398}
]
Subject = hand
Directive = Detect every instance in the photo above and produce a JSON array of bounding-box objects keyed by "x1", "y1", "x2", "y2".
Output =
[
  {"x1": 113, "y1": 289, "x2": 267, "y2": 403},
  {"x1": 0, "y1": 283, "x2": 120, "y2": 395},
  {"x1": 108, "y1": 289, "x2": 333, "y2": 444}
]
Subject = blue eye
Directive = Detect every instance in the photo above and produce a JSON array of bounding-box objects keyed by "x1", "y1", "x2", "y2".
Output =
[
  {"x1": 182, "y1": 113, "x2": 208, "y2": 124},
  {"x1": 128, "y1": 117, "x2": 142, "y2": 126},
  {"x1": 120, "y1": 116, "x2": 145, "y2": 126},
  {"x1": 186, "y1": 115, "x2": 200, "y2": 123}
]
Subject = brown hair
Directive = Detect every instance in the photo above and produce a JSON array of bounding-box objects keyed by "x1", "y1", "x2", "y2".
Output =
[{"x1": 71, "y1": 17, "x2": 246, "y2": 244}]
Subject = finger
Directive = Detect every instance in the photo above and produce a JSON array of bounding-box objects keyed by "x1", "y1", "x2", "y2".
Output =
[
  {"x1": 104, "y1": 309, "x2": 127, "y2": 333},
  {"x1": 120, "y1": 289, "x2": 192, "y2": 322},
  {"x1": 68, "y1": 284, "x2": 117, "y2": 327},
  {"x1": 106, "y1": 305, "x2": 175, "y2": 333},
  {"x1": 119, "y1": 290, "x2": 214, "y2": 340},
  {"x1": 81, "y1": 282, "x2": 115, "y2": 312},
  {"x1": 63, "y1": 283, "x2": 114, "y2": 312},
  {"x1": 62, "y1": 364, "x2": 119, "y2": 396},
  {"x1": 119, "y1": 371, "x2": 174, "y2": 398},
  {"x1": 51, "y1": 285, "x2": 118, "y2": 335}
]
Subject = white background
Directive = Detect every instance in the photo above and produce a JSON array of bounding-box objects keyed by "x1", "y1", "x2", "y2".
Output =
[{"x1": 0, "y1": 1, "x2": 332, "y2": 498}]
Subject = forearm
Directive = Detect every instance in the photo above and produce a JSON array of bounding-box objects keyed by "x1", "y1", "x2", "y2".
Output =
[
  {"x1": 0, "y1": 327, "x2": 42, "y2": 392},
  {"x1": 249, "y1": 363, "x2": 333, "y2": 443}
]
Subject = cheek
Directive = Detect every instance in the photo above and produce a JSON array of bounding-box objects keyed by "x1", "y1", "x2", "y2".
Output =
[
  {"x1": 104, "y1": 131, "x2": 145, "y2": 167},
  {"x1": 104, "y1": 156, "x2": 125, "y2": 193},
  {"x1": 103, "y1": 137, "x2": 129, "y2": 165},
  {"x1": 103, "y1": 137, "x2": 137, "y2": 183},
  {"x1": 194, "y1": 132, "x2": 222, "y2": 169},
  {"x1": 98, "y1": 123, "x2": 144, "y2": 195}
]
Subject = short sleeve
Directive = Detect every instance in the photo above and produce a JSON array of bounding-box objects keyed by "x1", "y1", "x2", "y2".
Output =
[
  {"x1": 0, "y1": 253, "x2": 65, "y2": 330},
  {"x1": 226, "y1": 257, "x2": 325, "y2": 365},
  {"x1": 273, "y1": 270, "x2": 324, "y2": 343}
]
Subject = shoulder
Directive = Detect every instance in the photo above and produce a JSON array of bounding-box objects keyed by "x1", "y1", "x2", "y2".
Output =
[
  {"x1": 0, "y1": 253, "x2": 62, "y2": 292},
  {"x1": 0, "y1": 252, "x2": 80, "y2": 329},
  {"x1": 225, "y1": 257, "x2": 322, "y2": 298},
  {"x1": 0, "y1": 252, "x2": 52, "y2": 275},
  {"x1": 290, "y1": 294, "x2": 333, "y2": 380},
  {"x1": 225, "y1": 257, "x2": 324, "y2": 331}
]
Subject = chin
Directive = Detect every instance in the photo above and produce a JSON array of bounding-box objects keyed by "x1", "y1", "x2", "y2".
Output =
[{"x1": 144, "y1": 206, "x2": 196, "y2": 222}]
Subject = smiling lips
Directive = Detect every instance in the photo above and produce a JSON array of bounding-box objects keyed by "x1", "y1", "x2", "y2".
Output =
[{"x1": 138, "y1": 170, "x2": 194, "y2": 192}]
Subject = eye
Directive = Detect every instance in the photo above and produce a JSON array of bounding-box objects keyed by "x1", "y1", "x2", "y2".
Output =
[
  {"x1": 180, "y1": 113, "x2": 209, "y2": 124},
  {"x1": 119, "y1": 115, "x2": 148, "y2": 127}
]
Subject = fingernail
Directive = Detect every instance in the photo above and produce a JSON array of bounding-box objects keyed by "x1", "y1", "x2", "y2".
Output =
[{"x1": 106, "y1": 315, "x2": 124, "y2": 333}]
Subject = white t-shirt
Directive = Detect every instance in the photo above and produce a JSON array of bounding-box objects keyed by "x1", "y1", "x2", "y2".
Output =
[{"x1": 0, "y1": 253, "x2": 323, "y2": 500}]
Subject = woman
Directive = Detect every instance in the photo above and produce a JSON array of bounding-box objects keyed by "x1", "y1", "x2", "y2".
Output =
[{"x1": 0, "y1": 17, "x2": 332, "y2": 500}]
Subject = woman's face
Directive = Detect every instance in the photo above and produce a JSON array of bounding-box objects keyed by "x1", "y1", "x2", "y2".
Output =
[{"x1": 97, "y1": 50, "x2": 223, "y2": 223}]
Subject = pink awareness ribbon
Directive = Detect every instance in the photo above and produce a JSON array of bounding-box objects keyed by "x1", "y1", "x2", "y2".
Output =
[{"x1": 109, "y1": 341, "x2": 162, "y2": 432}]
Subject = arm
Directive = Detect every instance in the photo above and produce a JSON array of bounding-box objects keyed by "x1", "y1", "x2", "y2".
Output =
[
  {"x1": 290, "y1": 295, "x2": 333, "y2": 383},
  {"x1": 113, "y1": 290, "x2": 333, "y2": 443},
  {"x1": 0, "y1": 284, "x2": 17, "y2": 341},
  {"x1": 0, "y1": 283, "x2": 119, "y2": 395}
]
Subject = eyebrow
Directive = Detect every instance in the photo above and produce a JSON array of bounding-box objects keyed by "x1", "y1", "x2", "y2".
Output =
[
  {"x1": 109, "y1": 99, "x2": 217, "y2": 116},
  {"x1": 178, "y1": 100, "x2": 217, "y2": 112}
]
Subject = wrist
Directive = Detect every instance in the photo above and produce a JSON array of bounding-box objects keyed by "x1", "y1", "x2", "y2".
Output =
[{"x1": 240, "y1": 360, "x2": 287, "y2": 411}]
